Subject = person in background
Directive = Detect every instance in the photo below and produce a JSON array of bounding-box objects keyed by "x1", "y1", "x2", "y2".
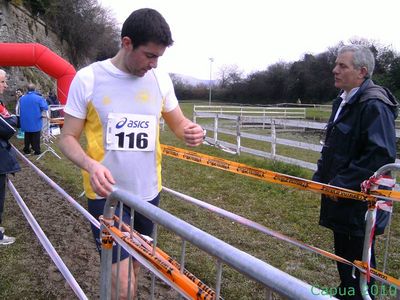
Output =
[
  {"x1": 19, "y1": 83, "x2": 48, "y2": 155},
  {"x1": 46, "y1": 90, "x2": 61, "y2": 121},
  {"x1": 0, "y1": 69, "x2": 21, "y2": 245},
  {"x1": 312, "y1": 45, "x2": 398, "y2": 299},
  {"x1": 15, "y1": 88, "x2": 24, "y2": 139},
  {"x1": 59, "y1": 8, "x2": 205, "y2": 299},
  {"x1": 46, "y1": 90, "x2": 60, "y2": 106}
]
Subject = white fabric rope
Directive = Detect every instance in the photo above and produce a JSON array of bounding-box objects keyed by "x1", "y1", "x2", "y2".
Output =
[
  {"x1": 12, "y1": 144, "x2": 100, "y2": 228},
  {"x1": 7, "y1": 179, "x2": 88, "y2": 300}
]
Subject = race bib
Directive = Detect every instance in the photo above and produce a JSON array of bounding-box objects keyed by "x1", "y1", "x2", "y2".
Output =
[{"x1": 106, "y1": 113, "x2": 156, "y2": 151}]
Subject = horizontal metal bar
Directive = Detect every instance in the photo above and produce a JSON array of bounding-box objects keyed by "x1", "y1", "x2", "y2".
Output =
[{"x1": 109, "y1": 189, "x2": 334, "y2": 300}]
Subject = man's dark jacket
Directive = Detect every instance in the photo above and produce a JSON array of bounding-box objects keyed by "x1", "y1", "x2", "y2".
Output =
[
  {"x1": 312, "y1": 79, "x2": 398, "y2": 236},
  {"x1": 0, "y1": 115, "x2": 20, "y2": 175}
]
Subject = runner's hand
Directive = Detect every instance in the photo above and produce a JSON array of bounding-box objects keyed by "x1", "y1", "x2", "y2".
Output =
[
  {"x1": 87, "y1": 161, "x2": 115, "y2": 197},
  {"x1": 183, "y1": 123, "x2": 205, "y2": 147}
]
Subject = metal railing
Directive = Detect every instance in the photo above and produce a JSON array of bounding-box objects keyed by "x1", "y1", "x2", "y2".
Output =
[{"x1": 101, "y1": 188, "x2": 334, "y2": 300}]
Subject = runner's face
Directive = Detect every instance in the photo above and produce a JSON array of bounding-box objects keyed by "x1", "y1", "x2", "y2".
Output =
[
  {"x1": 0, "y1": 74, "x2": 8, "y2": 95},
  {"x1": 123, "y1": 38, "x2": 166, "y2": 77}
]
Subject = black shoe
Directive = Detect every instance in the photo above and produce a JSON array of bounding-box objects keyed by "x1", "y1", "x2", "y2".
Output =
[
  {"x1": 33, "y1": 151, "x2": 41, "y2": 155},
  {"x1": 23, "y1": 149, "x2": 31, "y2": 154}
]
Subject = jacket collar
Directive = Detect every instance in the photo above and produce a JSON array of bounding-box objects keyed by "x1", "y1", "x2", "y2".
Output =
[{"x1": 342, "y1": 79, "x2": 370, "y2": 105}]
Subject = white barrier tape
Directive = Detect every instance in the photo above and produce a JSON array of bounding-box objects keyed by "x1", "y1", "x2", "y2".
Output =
[{"x1": 7, "y1": 179, "x2": 88, "y2": 300}]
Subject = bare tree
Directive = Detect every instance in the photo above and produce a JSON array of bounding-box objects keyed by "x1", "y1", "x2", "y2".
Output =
[{"x1": 217, "y1": 64, "x2": 243, "y2": 88}]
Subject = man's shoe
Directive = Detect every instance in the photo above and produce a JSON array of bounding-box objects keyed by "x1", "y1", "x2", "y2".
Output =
[
  {"x1": 0, "y1": 235, "x2": 15, "y2": 245},
  {"x1": 0, "y1": 227, "x2": 4, "y2": 233},
  {"x1": 33, "y1": 151, "x2": 41, "y2": 155}
]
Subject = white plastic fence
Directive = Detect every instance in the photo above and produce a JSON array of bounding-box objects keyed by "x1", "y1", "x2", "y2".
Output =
[{"x1": 195, "y1": 112, "x2": 400, "y2": 170}]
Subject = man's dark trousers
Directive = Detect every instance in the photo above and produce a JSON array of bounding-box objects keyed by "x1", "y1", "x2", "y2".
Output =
[
  {"x1": 334, "y1": 232, "x2": 376, "y2": 300},
  {"x1": 23, "y1": 131, "x2": 41, "y2": 154}
]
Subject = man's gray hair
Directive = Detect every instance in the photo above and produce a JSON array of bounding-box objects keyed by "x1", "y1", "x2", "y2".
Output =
[
  {"x1": 0, "y1": 69, "x2": 6, "y2": 77},
  {"x1": 27, "y1": 83, "x2": 36, "y2": 91},
  {"x1": 338, "y1": 45, "x2": 375, "y2": 78}
]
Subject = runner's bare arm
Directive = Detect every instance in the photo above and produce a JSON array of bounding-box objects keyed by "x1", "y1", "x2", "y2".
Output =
[
  {"x1": 58, "y1": 113, "x2": 115, "y2": 197},
  {"x1": 162, "y1": 106, "x2": 204, "y2": 147}
]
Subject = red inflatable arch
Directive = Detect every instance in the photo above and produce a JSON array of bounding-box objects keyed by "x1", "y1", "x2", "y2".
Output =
[{"x1": 0, "y1": 43, "x2": 76, "y2": 104}]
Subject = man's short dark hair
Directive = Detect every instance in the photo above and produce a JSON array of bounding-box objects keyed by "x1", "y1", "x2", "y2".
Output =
[{"x1": 121, "y1": 8, "x2": 173, "y2": 49}]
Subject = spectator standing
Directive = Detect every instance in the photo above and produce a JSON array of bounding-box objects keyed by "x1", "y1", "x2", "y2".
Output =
[
  {"x1": 46, "y1": 90, "x2": 61, "y2": 120},
  {"x1": 312, "y1": 45, "x2": 398, "y2": 299},
  {"x1": 15, "y1": 88, "x2": 24, "y2": 139},
  {"x1": 0, "y1": 69, "x2": 20, "y2": 245},
  {"x1": 19, "y1": 83, "x2": 48, "y2": 155}
]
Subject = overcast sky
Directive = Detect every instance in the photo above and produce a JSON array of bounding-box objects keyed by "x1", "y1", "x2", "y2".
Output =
[{"x1": 99, "y1": 0, "x2": 400, "y2": 80}]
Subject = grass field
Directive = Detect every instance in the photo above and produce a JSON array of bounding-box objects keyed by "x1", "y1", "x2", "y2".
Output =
[
  {"x1": 5, "y1": 101, "x2": 400, "y2": 299},
  {"x1": 158, "y1": 118, "x2": 400, "y2": 299}
]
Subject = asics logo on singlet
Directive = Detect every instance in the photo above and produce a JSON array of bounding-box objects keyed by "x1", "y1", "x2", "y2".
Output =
[{"x1": 115, "y1": 117, "x2": 149, "y2": 129}]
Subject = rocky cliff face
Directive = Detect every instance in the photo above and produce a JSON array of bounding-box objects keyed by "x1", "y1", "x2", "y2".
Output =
[{"x1": 0, "y1": 0, "x2": 71, "y2": 108}]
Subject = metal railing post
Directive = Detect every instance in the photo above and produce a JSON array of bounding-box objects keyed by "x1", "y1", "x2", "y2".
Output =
[
  {"x1": 265, "y1": 288, "x2": 273, "y2": 300},
  {"x1": 114, "y1": 204, "x2": 123, "y2": 299},
  {"x1": 215, "y1": 260, "x2": 223, "y2": 299},
  {"x1": 150, "y1": 223, "x2": 158, "y2": 300},
  {"x1": 100, "y1": 203, "x2": 115, "y2": 300},
  {"x1": 178, "y1": 239, "x2": 187, "y2": 300},
  {"x1": 179, "y1": 239, "x2": 187, "y2": 272}
]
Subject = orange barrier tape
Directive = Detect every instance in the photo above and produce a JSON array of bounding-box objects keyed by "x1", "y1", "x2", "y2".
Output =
[
  {"x1": 113, "y1": 216, "x2": 219, "y2": 299},
  {"x1": 161, "y1": 145, "x2": 400, "y2": 203},
  {"x1": 161, "y1": 144, "x2": 400, "y2": 287},
  {"x1": 354, "y1": 261, "x2": 400, "y2": 287},
  {"x1": 101, "y1": 218, "x2": 217, "y2": 300}
]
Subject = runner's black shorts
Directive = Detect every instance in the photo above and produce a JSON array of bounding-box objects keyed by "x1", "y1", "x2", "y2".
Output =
[{"x1": 87, "y1": 193, "x2": 160, "y2": 264}]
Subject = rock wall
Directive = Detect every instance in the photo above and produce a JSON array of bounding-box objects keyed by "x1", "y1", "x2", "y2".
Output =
[{"x1": 0, "y1": 0, "x2": 71, "y2": 108}]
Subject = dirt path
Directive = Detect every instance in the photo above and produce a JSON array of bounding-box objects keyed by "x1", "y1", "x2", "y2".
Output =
[{"x1": 1, "y1": 158, "x2": 177, "y2": 299}]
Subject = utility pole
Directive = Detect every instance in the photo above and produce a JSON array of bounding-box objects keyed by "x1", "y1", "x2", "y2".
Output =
[{"x1": 208, "y1": 57, "x2": 214, "y2": 106}]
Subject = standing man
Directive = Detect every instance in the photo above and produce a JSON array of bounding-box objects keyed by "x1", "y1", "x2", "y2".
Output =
[
  {"x1": 312, "y1": 45, "x2": 398, "y2": 299},
  {"x1": 58, "y1": 8, "x2": 204, "y2": 299},
  {"x1": 15, "y1": 88, "x2": 24, "y2": 139},
  {"x1": 0, "y1": 69, "x2": 20, "y2": 245},
  {"x1": 19, "y1": 83, "x2": 48, "y2": 155}
]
